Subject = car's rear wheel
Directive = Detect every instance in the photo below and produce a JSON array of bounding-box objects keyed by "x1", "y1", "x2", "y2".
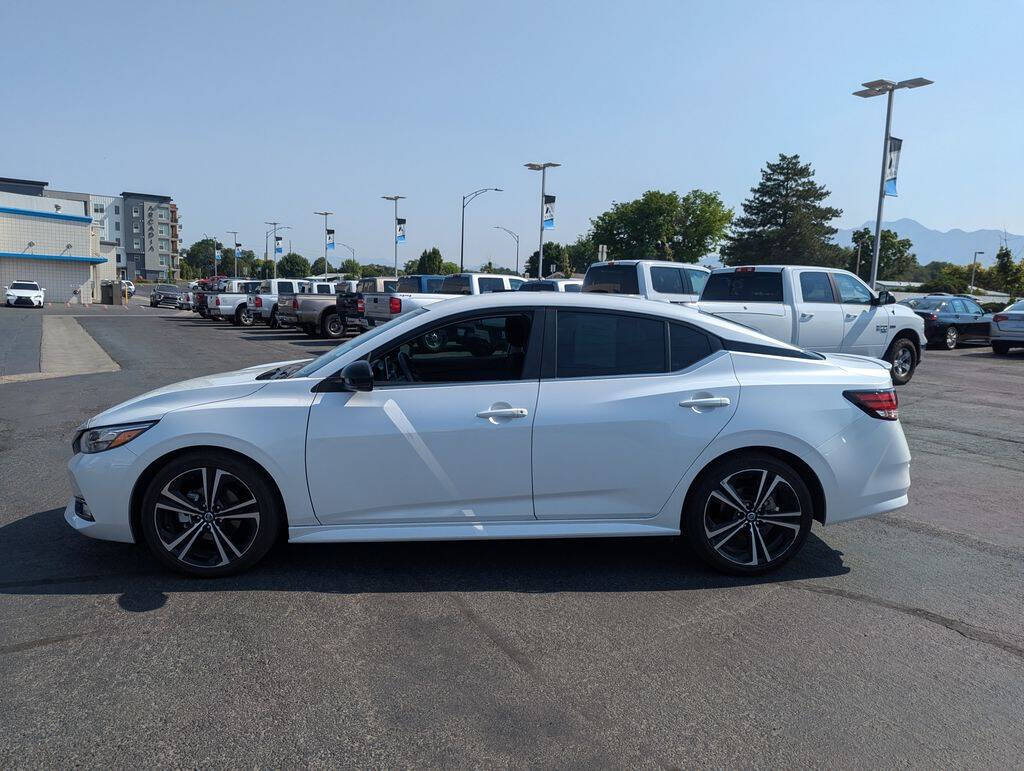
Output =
[
  {"x1": 268, "y1": 307, "x2": 279, "y2": 329},
  {"x1": 943, "y1": 325, "x2": 959, "y2": 350},
  {"x1": 682, "y1": 453, "x2": 813, "y2": 575},
  {"x1": 885, "y1": 337, "x2": 918, "y2": 385},
  {"x1": 321, "y1": 310, "x2": 344, "y2": 339},
  {"x1": 140, "y1": 451, "x2": 281, "y2": 577},
  {"x1": 236, "y1": 305, "x2": 254, "y2": 326},
  {"x1": 992, "y1": 341, "x2": 1010, "y2": 355}
]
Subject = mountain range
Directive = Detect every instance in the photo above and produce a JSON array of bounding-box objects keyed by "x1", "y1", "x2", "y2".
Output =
[{"x1": 833, "y1": 219, "x2": 1020, "y2": 266}]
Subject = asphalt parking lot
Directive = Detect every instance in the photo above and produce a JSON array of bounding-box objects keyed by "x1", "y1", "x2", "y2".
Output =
[{"x1": 1, "y1": 304, "x2": 1022, "y2": 767}]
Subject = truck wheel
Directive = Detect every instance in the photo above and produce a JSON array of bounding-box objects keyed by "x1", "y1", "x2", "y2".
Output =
[
  {"x1": 236, "y1": 305, "x2": 254, "y2": 327},
  {"x1": 321, "y1": 311, "x2": 344, "y2": 339},
  {"x1": 268, "y1": 307, "x2": 279, "y2": 329},
  {"x1": 885, "y1": 337, "x2": 917, "y2": 386}
]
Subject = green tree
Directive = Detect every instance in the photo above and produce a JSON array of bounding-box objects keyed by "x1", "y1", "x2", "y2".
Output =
[
  {"x1": 440, "y1": 261, "x2": 460, "y2": 275},
  {"x1": 183, "y1": 238, "x2": 219, "y2": 276},
  {"x1": 339, "y1": 258, "x2": 361, "y2": 276},
  {"x1": 276, "y1": 252, "x2": 310, "y2": 278},
  {"x1": 918, "y1": 264, "x2": 970, "y2": 294},
  {"x1": 990, "y1": 245, "x2": 1024, "y2": 295},
  {"x1": 590, "y1": 189, "x2": 732, "y2": 263},
  {"x1": 526, "y1": 242, "x2": 565, "y2": 277},
  {"x1": 416, "y1": 247, "x2": 444, "y2": 274},
  {"x1": 848, "y1": 228, "x2": 917, "y2": 282},
  {"x1": 565, "y1": 235, "x2": 597, "y2": 275},
  {"x1": 721, "y1": 153, "x2": 843, "y2": 266},
  {"x1": 310, "y1": 257, "x2": 334, "y2": 276}
]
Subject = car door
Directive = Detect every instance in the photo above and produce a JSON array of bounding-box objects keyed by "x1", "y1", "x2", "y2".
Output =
[
  {"x1": 306, "y1": 310, "x2": 542, "y2": 525},
  {"x1": 648, "y1": 266, "x2": 687, "y2": 303},
  {"x1": 532, "y1": 310, "x2": 739, "y2": 520},
  {"x1": 833, "y1": 272, "x2": 889, "y2": 357},
  {"x1": 959, "y1": 298, "x2": 990, "y2": 339},
  {"x1": 793, "y1": 270, "x2": 844, "y2": 352}
]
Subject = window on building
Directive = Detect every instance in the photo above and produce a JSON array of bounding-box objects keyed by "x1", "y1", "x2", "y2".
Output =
[
  {"x1": 158, "y1": 223, "x2": 169, "y2": 236},
  {"x1": 116, "y1": 253, "x2": 123, "y2": 264},
  {"x1": 115, "y1": 237, "x2": 121, "y2": 246},
  {"x1": 133, "y1": 222, "x2": 140, "y2": 233},
  {"x1": 158, "y1": 208, "x2": 168, "y2": 220},
  {"x1": 114, "y1": 204, "x2": 120, "y2": 215},
  {"x1": 133, "y1": 238, "x2": 141, "y2": 250},
  {"x1": 132, "y1": 206, "x2": 140, "y2": 217},
  {"x1": 114, "y1": 221, "x2": 120, "y2": 232},
  {"x1": 159, "y1": 238, "x2": 170, "y2": 251},
  {"x1": 92, "y1": 203, "x2": 105, "y2": 214}
]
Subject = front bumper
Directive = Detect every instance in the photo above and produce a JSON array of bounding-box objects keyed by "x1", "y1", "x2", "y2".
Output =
[{"x1": 65, "y1": 446, "x2": 139, "y2": 543}]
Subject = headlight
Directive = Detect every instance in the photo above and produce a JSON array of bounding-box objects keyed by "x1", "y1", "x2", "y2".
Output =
[{"x1": 74, "y1": 421, "x2": 156, "y2": 454}]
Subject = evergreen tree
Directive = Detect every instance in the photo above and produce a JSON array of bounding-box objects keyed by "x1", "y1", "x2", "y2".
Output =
[
  {"x1": 721, "y1": 154, "x2": 843, "y2": 266},
  {"x1": 416, "y1": 247, "x2": 444, "y2": 274},
  {"x1": 310, "y1": 257, "x2": 334, "y2": 276},
  {"x1": 990, "y1": 245, "x2": 1024, "y2": 296}
]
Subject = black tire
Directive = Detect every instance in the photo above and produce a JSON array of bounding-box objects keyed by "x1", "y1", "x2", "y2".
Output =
[
  {"x1": 943, "y1": 325, "x2": 959, "y2": 350},
  {"x1": 682, "y1": 452, "x2": 814, "y2": 576},
  {"x1": 268, "y1": 307, "x2": 279, "y2": 329},
  {"x1": 321, "y1": 310, "x2": 344, "y2": 339},
  {"x1": 140, "y1": 450, "x2": 282, "y2": 578},
  {"x1": 302, "y1": 323, "x2": 319, "y2": 337},
  {"x1": 236, "y1": 304, "x2": 254, "y2": 327},
  {"x1": 992, "y1": 341, "x2": 1010, "y2": 355},
  {"x1": 885, "y1": 337, "x2": 918, "y2": 386}
]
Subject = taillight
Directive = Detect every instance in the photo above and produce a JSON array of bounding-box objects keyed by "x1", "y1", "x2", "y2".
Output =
[
  {"x1": 292, "y1": 298, "x2": 299, "y2": 309},
  {"x1": 389, "y1": 297, "x2": 402, "y2": 314},
  {"x1": 844, "y1": 389, "x2": 899, "y2": 421},
  {"x1": 215, "y1": 297, "x2": 220, "y2": 306},
  {"x1": 255, "y1": 296, "x2": 262, "y2": 307},
  {"x1": 993, "y1": 314, "x2": 1008, "y2": 323},
  {"x1": 927, "y1": 313, "x2": 937, "y2": 321},
  {"x1": 356, "y1": 299, "x2": 365, "y2": 313},
  {"x1": 735, "y1": 266, "x2": 755, "y2": 273}
]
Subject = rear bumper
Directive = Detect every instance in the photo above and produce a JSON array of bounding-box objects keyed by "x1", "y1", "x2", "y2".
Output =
[
  {"x1": 816, "y1": 415, "x2": 911, "y2": 524},
  {"x1": 990, "y1": 325, "x2": 1024, "y2": 342}
]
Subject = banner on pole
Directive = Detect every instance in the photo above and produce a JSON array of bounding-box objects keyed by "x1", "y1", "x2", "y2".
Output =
[
  {"x1": 274, "y1": 235, "x2": 283, "y2": 254},
  {"x1": 884, "y1": 137, "x2": 902, "y2": 196},
  {"x1": 234, "y1": 242, "x2": 242, "y2": 258},
  {"x1": 396, "y1": 218, "x2": 406, "y2": 243},
  {"x1": 326, "y1": 228, "x2": 335, "y2": 250},
  {"x1": 543, "y1": 194, "x2": 555, "y2": 230}
]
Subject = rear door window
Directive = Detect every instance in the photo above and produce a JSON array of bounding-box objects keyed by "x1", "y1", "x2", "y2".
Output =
[
  {"x1": 670, "y1": 323, "x2": 713, "y2": 370},
  {"x1": 582, "y1": 265, "x2": 640, "y2": 294},
  {"x1": 701, "y1": 272, "x2": 783, "y2": 302},
  {"x1": 962, "y1": 299, "x2": 984, "y2": 314},
  {"x1": 556, "y1": 311, "x2": 666, "y2": 378},
  {"x1": 799, "y1": 271, "x2": 836, "y2": 302},
  {"x1": 950, "y1": 299, "x2": 968, "y2": 313}
]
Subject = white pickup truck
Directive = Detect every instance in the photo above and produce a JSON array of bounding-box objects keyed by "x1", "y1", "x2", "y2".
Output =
[
  {"x1": 582, "y1": 260, "x2": 711, "y2": 303},
  {"x1": 696, "y1": 265, "x2": 926, "y2": 384},
  {"x1": 246, "y1": 278, "x2": 304, "y2": 329},
  {"x1": 362, "y1": 272, "x2": 524, "y2": 327},
  {"x1": 206, "y1": 279, "x2": 262, "y2": 325}
]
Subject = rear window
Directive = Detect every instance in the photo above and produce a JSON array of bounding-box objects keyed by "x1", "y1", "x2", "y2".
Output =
[
  {"x1": 564, "y1": 283, "x2": 581, "y2": 292},
  {"x1": 441, "y1": 275, "x2": 471, "y2": 294},
  {"x1": 701, "y1": 272, "x2": 783, "y2": 302},
  {"x1": 582, "y1": 264, "x2": 640, "y2": 295},
  {"x1": 519, "y1": 281, "x2": 556, "y2": 291},
  {"x1": 397, "y1": 277, "x2": 421, "y2": 293},
  {"x1": 383, "y1": 280, "x2": 398, "y2": 292},
  {"x1": 426, "y1": 278, "x2": 444, "y2": 292},
  {"x1": 316, "y1": 284, "x2": 332, "y2": 294},
  {"x1": 357, "y1": 279, "x2": 377, "y2": 293},
  {"x1": 915, "y1": 298, "x2": 946, "y2": 311},
  {"x1": 479, "y1": 277, "x2": 505, "y2": 293}
]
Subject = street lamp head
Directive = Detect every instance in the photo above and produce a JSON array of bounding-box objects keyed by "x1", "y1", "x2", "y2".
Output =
[
  {"x1": 494, "y1": 188, "x2": 504, "y2": 192},
  {"x1": 898, "y1": 77, "x2": 934, "y2": 89},
  {"x1": 524, "y1": 162, "x2": 561, "y2": 170},
  {"x1": 855, "y1": 77, "x2": 932, "y2": 97},
  {"x1": 381, "y1": 195, "x2": 405, "y2": 201},
  {"x1": 853, "y1": 88, "x2": 886, "y2": 98},
  {"x1": 862, "y1": 79, "x2": 897, "y2": 90}
]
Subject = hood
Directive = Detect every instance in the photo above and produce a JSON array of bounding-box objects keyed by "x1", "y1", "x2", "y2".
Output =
[{"x1": 84, "y1": 358, "x2": 309, "y2": 428}]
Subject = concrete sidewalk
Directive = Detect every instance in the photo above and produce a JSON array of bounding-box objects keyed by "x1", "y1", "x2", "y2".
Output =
[{"x1": 0, "y1": 316, "x2": 119, "y2": 384}]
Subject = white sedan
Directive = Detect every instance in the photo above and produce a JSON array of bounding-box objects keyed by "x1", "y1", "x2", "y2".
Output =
[
  {"x1": 4, "y1": 280, "x2": 46, "y2": 307},
  {"x1": 66, "y1": 293, "x2": 911, "y2": 577}
]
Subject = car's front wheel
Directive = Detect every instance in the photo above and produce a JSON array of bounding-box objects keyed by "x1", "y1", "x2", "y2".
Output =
[
  {"x1": 943, "y1": 325, "x2": 959, "y2": 350},
  {"x1": 683, "y1": 452, "x2": 813, "y2": 575},
  {"x1": 885, "y1": 337, "x2": 918, "y2": 385},
  {"x1": 140, "y1": 451, "x2": 282, "y2": 577}
]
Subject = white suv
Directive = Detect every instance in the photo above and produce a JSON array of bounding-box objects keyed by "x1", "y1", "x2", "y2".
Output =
[{"x1": 582, "y1": 260, "x2": 710, "y2": 303}]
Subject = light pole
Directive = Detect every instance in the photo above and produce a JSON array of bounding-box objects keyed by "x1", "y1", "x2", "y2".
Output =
[
  {"x1": 227, "y1": 230, "x2": 239, "y2": 277},
  {"x1": 314, "y1": 210, "x2": 333, "y2": 280},
  {"x1": 525, "y1": 162, "x2": 560, "y2": 277},
  {"x1": 382, "y1": 195, "x2": 405, "y2": 276},
  {"x1": 264, "y1": 222, "x2": 291, "y2": 279},
  {"x1": 853, "y1": 77, "x2": 933, "y2": 289},
  {"x1": 970, "y1": 250, "x2": 985, "y2": 292},
  {"x1": 494, "y1": 226, "x2": 520, "y2": 275},
  {"x1": 460, "y1": 187, "x2": 502, "y2": 271},
  {"x1": 202, "y1": 232, "x2": 218, "y2": 278}
]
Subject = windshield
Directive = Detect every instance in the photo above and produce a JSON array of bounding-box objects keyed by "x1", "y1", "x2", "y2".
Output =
[
  {"x1": 290, "y1": 307, "x2": 430, "y2": 378},
  {"x1": 10, "y1": 282, "x2": 38, "y2": 290},
  {"x1": 582, "y1": 265, "x2": 639, "y2": 294},
  {"x1": 1009, "y1": 301, "x2": 1024, "y2": 312}
]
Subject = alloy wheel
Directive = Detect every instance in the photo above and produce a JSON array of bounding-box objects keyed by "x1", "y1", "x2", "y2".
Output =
[
  {"x1": 703, "y1": 468, "x2": 802, "y2": 567},
  {"x1": 945, "y1": 326, "x2": 958, "y2": 349},
  {"x1": 153, "y1": 467, "x2": 261, "y2": 569},
  {"x1": 892, "y1": 346, "x2": 913, "y2": 378}
]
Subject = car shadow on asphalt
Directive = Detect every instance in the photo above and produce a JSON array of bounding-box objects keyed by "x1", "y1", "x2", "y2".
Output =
[
  {"x1": 0, "y1": 508, "x2": 849, "y2": 612},
  {"x1": 959, "y1": 349, "x2": 1024, "y2": 359}
]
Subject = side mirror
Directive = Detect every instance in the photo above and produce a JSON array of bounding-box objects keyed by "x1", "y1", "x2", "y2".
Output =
[
  {"x1": 341, "y1": 360, "x2": 373, "y2": 391},
  {"x1": 873, "y1": 290, "x2": 896, "y2": 305}
]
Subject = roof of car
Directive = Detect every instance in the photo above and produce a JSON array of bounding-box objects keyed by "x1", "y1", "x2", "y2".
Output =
[
  {"x1": 426, "y1": 291, "x2": 803, "y2": 350},
  {"x1": 595, "y1": 260, "x2": 710, "y2": 271}
]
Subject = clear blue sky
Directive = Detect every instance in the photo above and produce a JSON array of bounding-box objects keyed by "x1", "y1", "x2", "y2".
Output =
[{"x1": 1, "y1": 0, "x2": 1020, "y2": 270}]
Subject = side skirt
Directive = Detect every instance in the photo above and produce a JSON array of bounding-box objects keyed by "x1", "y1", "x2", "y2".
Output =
[{"x1": 288, "y1": 521, "x2": 680, "y2": 544}]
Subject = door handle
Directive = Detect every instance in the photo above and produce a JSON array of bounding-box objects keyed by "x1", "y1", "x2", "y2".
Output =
[
  {"x1": 679, "y1": 396, "x2": 731, "y2": 409},
  {"x1": 799, "y1": 312, "x2": 814, "y2": 321},
  {"x1": 476, "y1": 407, "x2": 528, "y2": 419},
  {"x1": 845, "y1": 313, "x2": 858, "y2": 321}
]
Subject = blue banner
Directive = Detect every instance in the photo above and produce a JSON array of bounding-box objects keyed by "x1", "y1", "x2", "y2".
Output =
[
  {"x1": 274, "y1": 236, "x2": 283, "y2": 254},
  {"x1": 396, "y1": 218, "x2": 406, "y2": 243},
  {"x1": 327, "y1": 229, "x2": 335, "y2": 250},
  {"x1": 884, "y1": 137, "x2": 902, "y2": 197},
  {"x1": 543, "y1": 195, "x2": 555, "y2": 229}
]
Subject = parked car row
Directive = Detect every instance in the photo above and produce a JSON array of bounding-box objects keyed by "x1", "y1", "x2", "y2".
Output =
[{"x1": 897, "y1": 294, "x2": 1024, "y2": 354}]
